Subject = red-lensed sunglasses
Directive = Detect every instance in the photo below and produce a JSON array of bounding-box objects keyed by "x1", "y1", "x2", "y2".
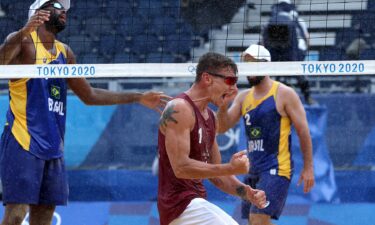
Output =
[{"x1": 207, "y1": 72, "x2": 238, "y2": 86}]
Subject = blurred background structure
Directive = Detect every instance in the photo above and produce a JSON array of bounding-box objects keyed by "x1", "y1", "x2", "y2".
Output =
[{"x1": 0, "y1": 0, "x2": 375, "y2": 224}]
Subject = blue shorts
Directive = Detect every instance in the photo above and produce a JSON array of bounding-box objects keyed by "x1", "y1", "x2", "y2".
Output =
[
  {"x1": 0, "y1": 125, "x2": 68, "y2": 205},
  {"x1": 241, "y1": 172, "x2": 290, "y2": 220}
]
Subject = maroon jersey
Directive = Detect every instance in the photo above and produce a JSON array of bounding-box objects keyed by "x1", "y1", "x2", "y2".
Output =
[{"x1": 157, "y1": 93, "x2": 216, "y2": 225}]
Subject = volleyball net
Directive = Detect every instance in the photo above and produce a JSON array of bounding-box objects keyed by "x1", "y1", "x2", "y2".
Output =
[
  {"x1": 0, "y1": 0, "x2": 374, "y2": 91},
  {"x1": 1, "y1": 61, "x2": 374, "y2": 99},
  {"x1": 0, "y1": 0, "x2": 374, "y2": 207},
  {"x1": 0, "y1": 60, "x2": 373, "y2": 79},
  {"x1": 0, "y1": 0, "x2": 374, "y2": 168},
  {"x1": 0, "y1": 0, "x2": 374, "y2": 65}
]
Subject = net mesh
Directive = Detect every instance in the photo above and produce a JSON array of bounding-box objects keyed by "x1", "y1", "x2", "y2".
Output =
[
  {"x1": 0, "y1": 0, "x2": 374, "y2": 170},
  {"x1": 0, "y1": 0, "x2": 374, "y2": 64},
  {"x1": 0, "y1": 3, "x2": 374, "y2": 212}
]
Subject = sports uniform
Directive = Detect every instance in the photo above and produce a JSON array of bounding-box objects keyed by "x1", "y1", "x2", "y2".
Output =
[
  {"x1": 241, "y1": 81, "x2": 292, "y2": 219},
  {"x1": 158, "y1": 93, "x2": 238, "y2": 225},
  {"x1": 0, "y1": 30, "x2": 69, "y2": 205}
]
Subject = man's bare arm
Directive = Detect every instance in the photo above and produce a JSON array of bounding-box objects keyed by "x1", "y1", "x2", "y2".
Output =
[
  {"x1": 217, "y1": 90, "x2": 247, "y2": 133},
  {"x1": 207, "y1": 141, "x2": 247, "y2": 196},
  {"x1": 283, "y1": 87, "x2": 315, "y2": 193},
  {"x1": 0, "y1": 10, "x2": 50, "y2": 64},
  {"x1": 66, "y1": 45, "x2": 170, "y2": 111},
  {"x1": 208, "y1": 142, "x2": 267, "y2": 208},
  {"x1": 68, "y1": 78, "x2": 169, "y2": 112},
  {"x1": 66, "y1": 46, "x2": 143, "y2": 106},
  {"x1": 162, "y1": 100, "x2": 249, "y2": 179}
]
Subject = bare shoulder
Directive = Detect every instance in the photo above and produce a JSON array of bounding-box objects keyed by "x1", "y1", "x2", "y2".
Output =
[
  {"x1": 167, "y1": 98, "x2": 192, "y2": 110},
  {"x1": 62, "y1": 43, "x2": 72, "y2": 52},
  {"x1": 159, "y1": 98, "x2": 194, "y2": 130},
  {"x1": 62, "y1": 43, "x2": 76, "y2": 64},
  {"x1": 4, "y1": 32, "x2": 34, "y2": 64},
  {"x1": 277, "y1": 82, "x2": 298, "y2": 99},
  {"x1": 4, "y1": 32, "x2": 18, "y2": 42},
  {"x1": 5, "y1": 31, "x2": 33, "y2": 44},
  {"x1": 276, "y1": 82, "x2": 302, "y2": 116},
  {"x1": 236, "y1": 89, "x2": 251, "y2": 103}
]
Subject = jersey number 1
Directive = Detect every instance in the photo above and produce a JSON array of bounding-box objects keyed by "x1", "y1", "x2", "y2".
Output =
[{"x1": 198, "y1": 128, "x2": 202, "y2": 144}]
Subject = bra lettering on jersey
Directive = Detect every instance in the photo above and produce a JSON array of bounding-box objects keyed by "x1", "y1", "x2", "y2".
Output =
[
  {"x1": 248, "y1": 139, "x2": 264, "y2": 152},
  {"x1": 48, "y1": 98, "x2": 64, "y2": 116}
]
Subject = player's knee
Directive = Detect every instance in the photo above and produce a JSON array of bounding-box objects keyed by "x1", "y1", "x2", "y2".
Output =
[
  {"x1": 29, "y1": 204, "x2": 55, "y2": 220},
  {"x1": 12, "y1": 216, "x2": 25, "y2": 225},
  {"x1": 2, "y1": 205, "x2": 28, "y2": 225},
  {"x1": 4, "y1": 213, "x2": 26, "y2": 225}
]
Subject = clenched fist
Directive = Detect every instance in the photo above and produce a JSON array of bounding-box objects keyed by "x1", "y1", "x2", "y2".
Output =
[
  {"x1": 229, "y1": 150, "x2": 249, "y2": 174},
  {"x1": 245, "y1": 186, "x2": 268, "y2": 209}
]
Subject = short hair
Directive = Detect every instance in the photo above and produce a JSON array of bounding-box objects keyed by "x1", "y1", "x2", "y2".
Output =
[{"x1": 195, "y1": 52, "x2": 238, "y2": 82}]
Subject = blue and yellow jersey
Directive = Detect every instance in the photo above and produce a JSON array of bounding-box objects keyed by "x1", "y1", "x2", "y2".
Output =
[
  {"x1": 5, "y1": 31, "x2": 68, "y2": 160},
  {"x1": 241, "y1": 81, "x2": 293, "y2": 179}
]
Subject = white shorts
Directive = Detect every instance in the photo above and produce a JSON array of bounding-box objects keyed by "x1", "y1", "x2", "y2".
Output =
[{"x1": 169, "y1": 198, "x2": 239, "y2": 225}]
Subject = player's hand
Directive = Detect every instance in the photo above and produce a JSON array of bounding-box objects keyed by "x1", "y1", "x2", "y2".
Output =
[
  {"x1": 139, "y1": 91, "x2": 172, "y2": 113},
  {"x1": 21, "y1": 10, "x2": 51, "y2": 35},
  {"x1": 298, "y1": 166, "x2": 315, "y2": 193},
  {"x1": 222, "y1": 86, "x2": 238, "y2": 106},
  {"x1": 229, "y1": 150, "x2": 249, "y2": 174},
  {"x1": 245, "y1": 186, "x2": 267, "y2": 209}
]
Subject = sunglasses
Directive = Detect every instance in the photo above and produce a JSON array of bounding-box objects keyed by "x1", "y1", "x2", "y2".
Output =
[
  {"x1": 207, "y1": 72, "x2": 238, "y2": 86},
  {"x1": 41, "y1": 2, "x2": 64, "y2": 10}
]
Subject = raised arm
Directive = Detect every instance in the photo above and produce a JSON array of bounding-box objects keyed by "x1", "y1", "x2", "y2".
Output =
[
  {"x1": 0, "y1": 10, "x2": 50, "y2": 64},
  {"x1": 160, "y1": 99, "x2": 249, "y2": 179},
  {"x1": 68, "y1": 78, "x2": 170, "y2": 112},
  {"x1": 282, "y1": 86, "x2": 315, "y2": 193},
  {"x1": 64, "y1": 41, "x2": 169, "y2": 111},
  {"x1": 217, "y1": 90, "x2": 248, "y2": 133}
]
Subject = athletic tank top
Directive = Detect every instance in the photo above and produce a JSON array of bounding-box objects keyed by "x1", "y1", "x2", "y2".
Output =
[
  {"x1": 157, "y1": 93, "x2": 216, "y2": 225},
  {"x1": 5, "y1": 30, "x2": 68, "y2": 160},
  {"x1": 241, "y1": 81, "x2": 293, "y2": 179}
]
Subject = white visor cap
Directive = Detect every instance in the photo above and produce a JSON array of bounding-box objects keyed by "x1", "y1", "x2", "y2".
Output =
[
  {"x1": 29, "y1": 0, "x2": 70, "y2": 18},
  {"x1": 243, "y1": 44, "x2": 271, "y2": 62},
  {"x1": 278, "y1": 0, "x2": 291, "y2": 4}
]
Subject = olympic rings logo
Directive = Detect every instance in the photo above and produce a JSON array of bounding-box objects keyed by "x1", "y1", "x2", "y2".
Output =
[
  {"x1": 218, "y1": 127, "x2": 240, "y2": 151},
  {"x1": 188, "y1": 65, "x2": 196, "y2": 75}
]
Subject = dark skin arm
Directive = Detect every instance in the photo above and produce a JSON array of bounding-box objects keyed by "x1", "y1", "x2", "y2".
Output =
[
  {"x1": 0, "y1": 8, "x2": 171, "y2": 110},
  {"x1": 0, "y1": 10, "x2": 51, "y2": 65},
  {"x1": 64, "y1": 44, "x2": 170, "y2": 110}
]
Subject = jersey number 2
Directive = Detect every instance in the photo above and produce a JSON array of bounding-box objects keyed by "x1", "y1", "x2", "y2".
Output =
[{"x1": 245, "y1": 114, "x2": 251, "y2": 126}]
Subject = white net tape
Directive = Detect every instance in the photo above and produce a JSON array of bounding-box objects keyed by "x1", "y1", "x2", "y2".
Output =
[{"x1": 1, "y1": 60, "x2": 375, "y2": 79}]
